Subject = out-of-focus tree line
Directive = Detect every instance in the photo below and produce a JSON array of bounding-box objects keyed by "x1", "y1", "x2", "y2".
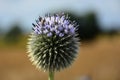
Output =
[
  {"x1": 0, "y1": 11, "x2": 120, "y2": 44},
  {"x1": 66, "y1": 12, "x2": 100, "y2": 42},
  {"x1": 0, "y1": 24, "x2": 23, "y2": 44}
]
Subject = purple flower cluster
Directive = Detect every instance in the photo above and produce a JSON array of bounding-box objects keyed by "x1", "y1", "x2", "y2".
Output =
[{"x1": 32, "y1": 13, "x2": 76, "y2": 37}]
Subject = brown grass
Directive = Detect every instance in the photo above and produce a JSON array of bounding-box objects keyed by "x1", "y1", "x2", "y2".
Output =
[{"x1": 0, "y1": 35, "x2": 120, "y2": 80}]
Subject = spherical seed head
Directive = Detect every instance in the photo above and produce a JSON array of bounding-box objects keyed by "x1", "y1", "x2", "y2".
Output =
[{"x1": 27, "y1": 13, "x2": 79, "y2": 72}]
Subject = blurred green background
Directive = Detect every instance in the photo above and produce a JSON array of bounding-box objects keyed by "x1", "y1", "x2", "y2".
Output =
[{"x1": 0, "y1": 0, "x2": 120, "y2": 80}]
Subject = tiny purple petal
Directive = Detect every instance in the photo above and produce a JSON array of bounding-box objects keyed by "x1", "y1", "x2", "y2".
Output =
[
  {"x1": 63, "y1": 20, "x2": 69, "y2": 25},
  {"x1": 59, "y1": 33, "x2": 64, "y2": 37},
  {"x1": 49, "y1": 21, "x2": 54, "y2": 25},
  {"x1": 43, "y1": 29, "x2": 48, "y2": 34},
  {"x1": 51, "y1": 16, "x2": 55, "y2": 22},
  {"x1": 46, "y1": 25, "x2": 51, "y2": 29},
  {"x1": 50, "y1": 27, "x2": 55, "y2": 32},
  {"x1": 45, "y1": 17, "x2": 50, "y2": 22},
  {"x1": 70, "y1": 27, "x2": 75, "y2": 34},
  {"x1": 64, "y1": 29, "x2": 68, "y2": 34},
  {"x1": 68, "y1": 24, "x2": 74, "y2": 29},
  {"x1": 47, "y1": 32, "x2": 52, "y2": 37},
  {"x1": 58, "y1": 26, "x2": 63, "y2": 31},
  {"x1": 55, "y1": 25, "x2": 58, "y2": 29},
  {"x1": 63, "y1": 25, "x2": 69, "y2": 29},
  {"x1": 60, "y1": 16, "x2": 65, "y2": 22},
  {"x1": 55, "y1": 30, "x2": 60, "y2": 35},
  {"x1": 55, "y1": 16, "x2": 60, "y2": 22}
]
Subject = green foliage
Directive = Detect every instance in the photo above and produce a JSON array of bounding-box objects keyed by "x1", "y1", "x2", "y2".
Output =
[{"x1": 4, "y1": 24, "x2": 23, "y2": 44}]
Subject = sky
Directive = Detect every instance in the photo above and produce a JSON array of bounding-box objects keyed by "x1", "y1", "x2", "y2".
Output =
[{"x1": 0, "y1": 0, "x2": 120, "y2": 31}]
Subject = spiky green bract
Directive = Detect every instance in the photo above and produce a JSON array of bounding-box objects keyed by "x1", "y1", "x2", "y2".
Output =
[{"x1": 27, "y1": 13, "x2": 79, "y2": 72}]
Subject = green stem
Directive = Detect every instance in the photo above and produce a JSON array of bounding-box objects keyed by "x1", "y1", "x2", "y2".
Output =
[{"x1": 48, "y1": 71, "x2": 54, "y2": 80}]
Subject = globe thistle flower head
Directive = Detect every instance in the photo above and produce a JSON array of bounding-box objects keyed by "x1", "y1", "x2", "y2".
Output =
[{"x1": 27, "y1": 13, "x2": 79, "y2": 72}]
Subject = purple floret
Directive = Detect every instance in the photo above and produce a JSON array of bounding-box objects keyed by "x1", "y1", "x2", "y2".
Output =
[
  {"x1": 50, "y1": 27, "x2": 55, "y2": 32},
  {"x1": 70, "y1": 27, "x2": 75, "y2": 34},
  {"x1": 63, "y1": 20, "x2": 69, "y2": 25},
  {"x1": 55, "y1": 30, "x2": 60, "y2": 35},
  {"x1": 59, "y1": 33, "x2": 64, "y2": 37},
  {"x1": 58, "y1": 26, "x2": 63, "y2": 31},
  {"x1": 43, "y1": 29, "x2": 48, "y2": 34},
  {"x1": 32, "y1": 13, "x2": 77, "y2": 37},
  {"x1": 47, "y1": 32, "x2": 52, "y2": 37},
  {"x1": 64, "y1": 29, "x2": 68, "y2": 34}
]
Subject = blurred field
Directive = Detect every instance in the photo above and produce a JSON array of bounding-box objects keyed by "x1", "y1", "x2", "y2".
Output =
[{"x1": 0, "y1": 35, "x2": 120, "y2": 80}]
